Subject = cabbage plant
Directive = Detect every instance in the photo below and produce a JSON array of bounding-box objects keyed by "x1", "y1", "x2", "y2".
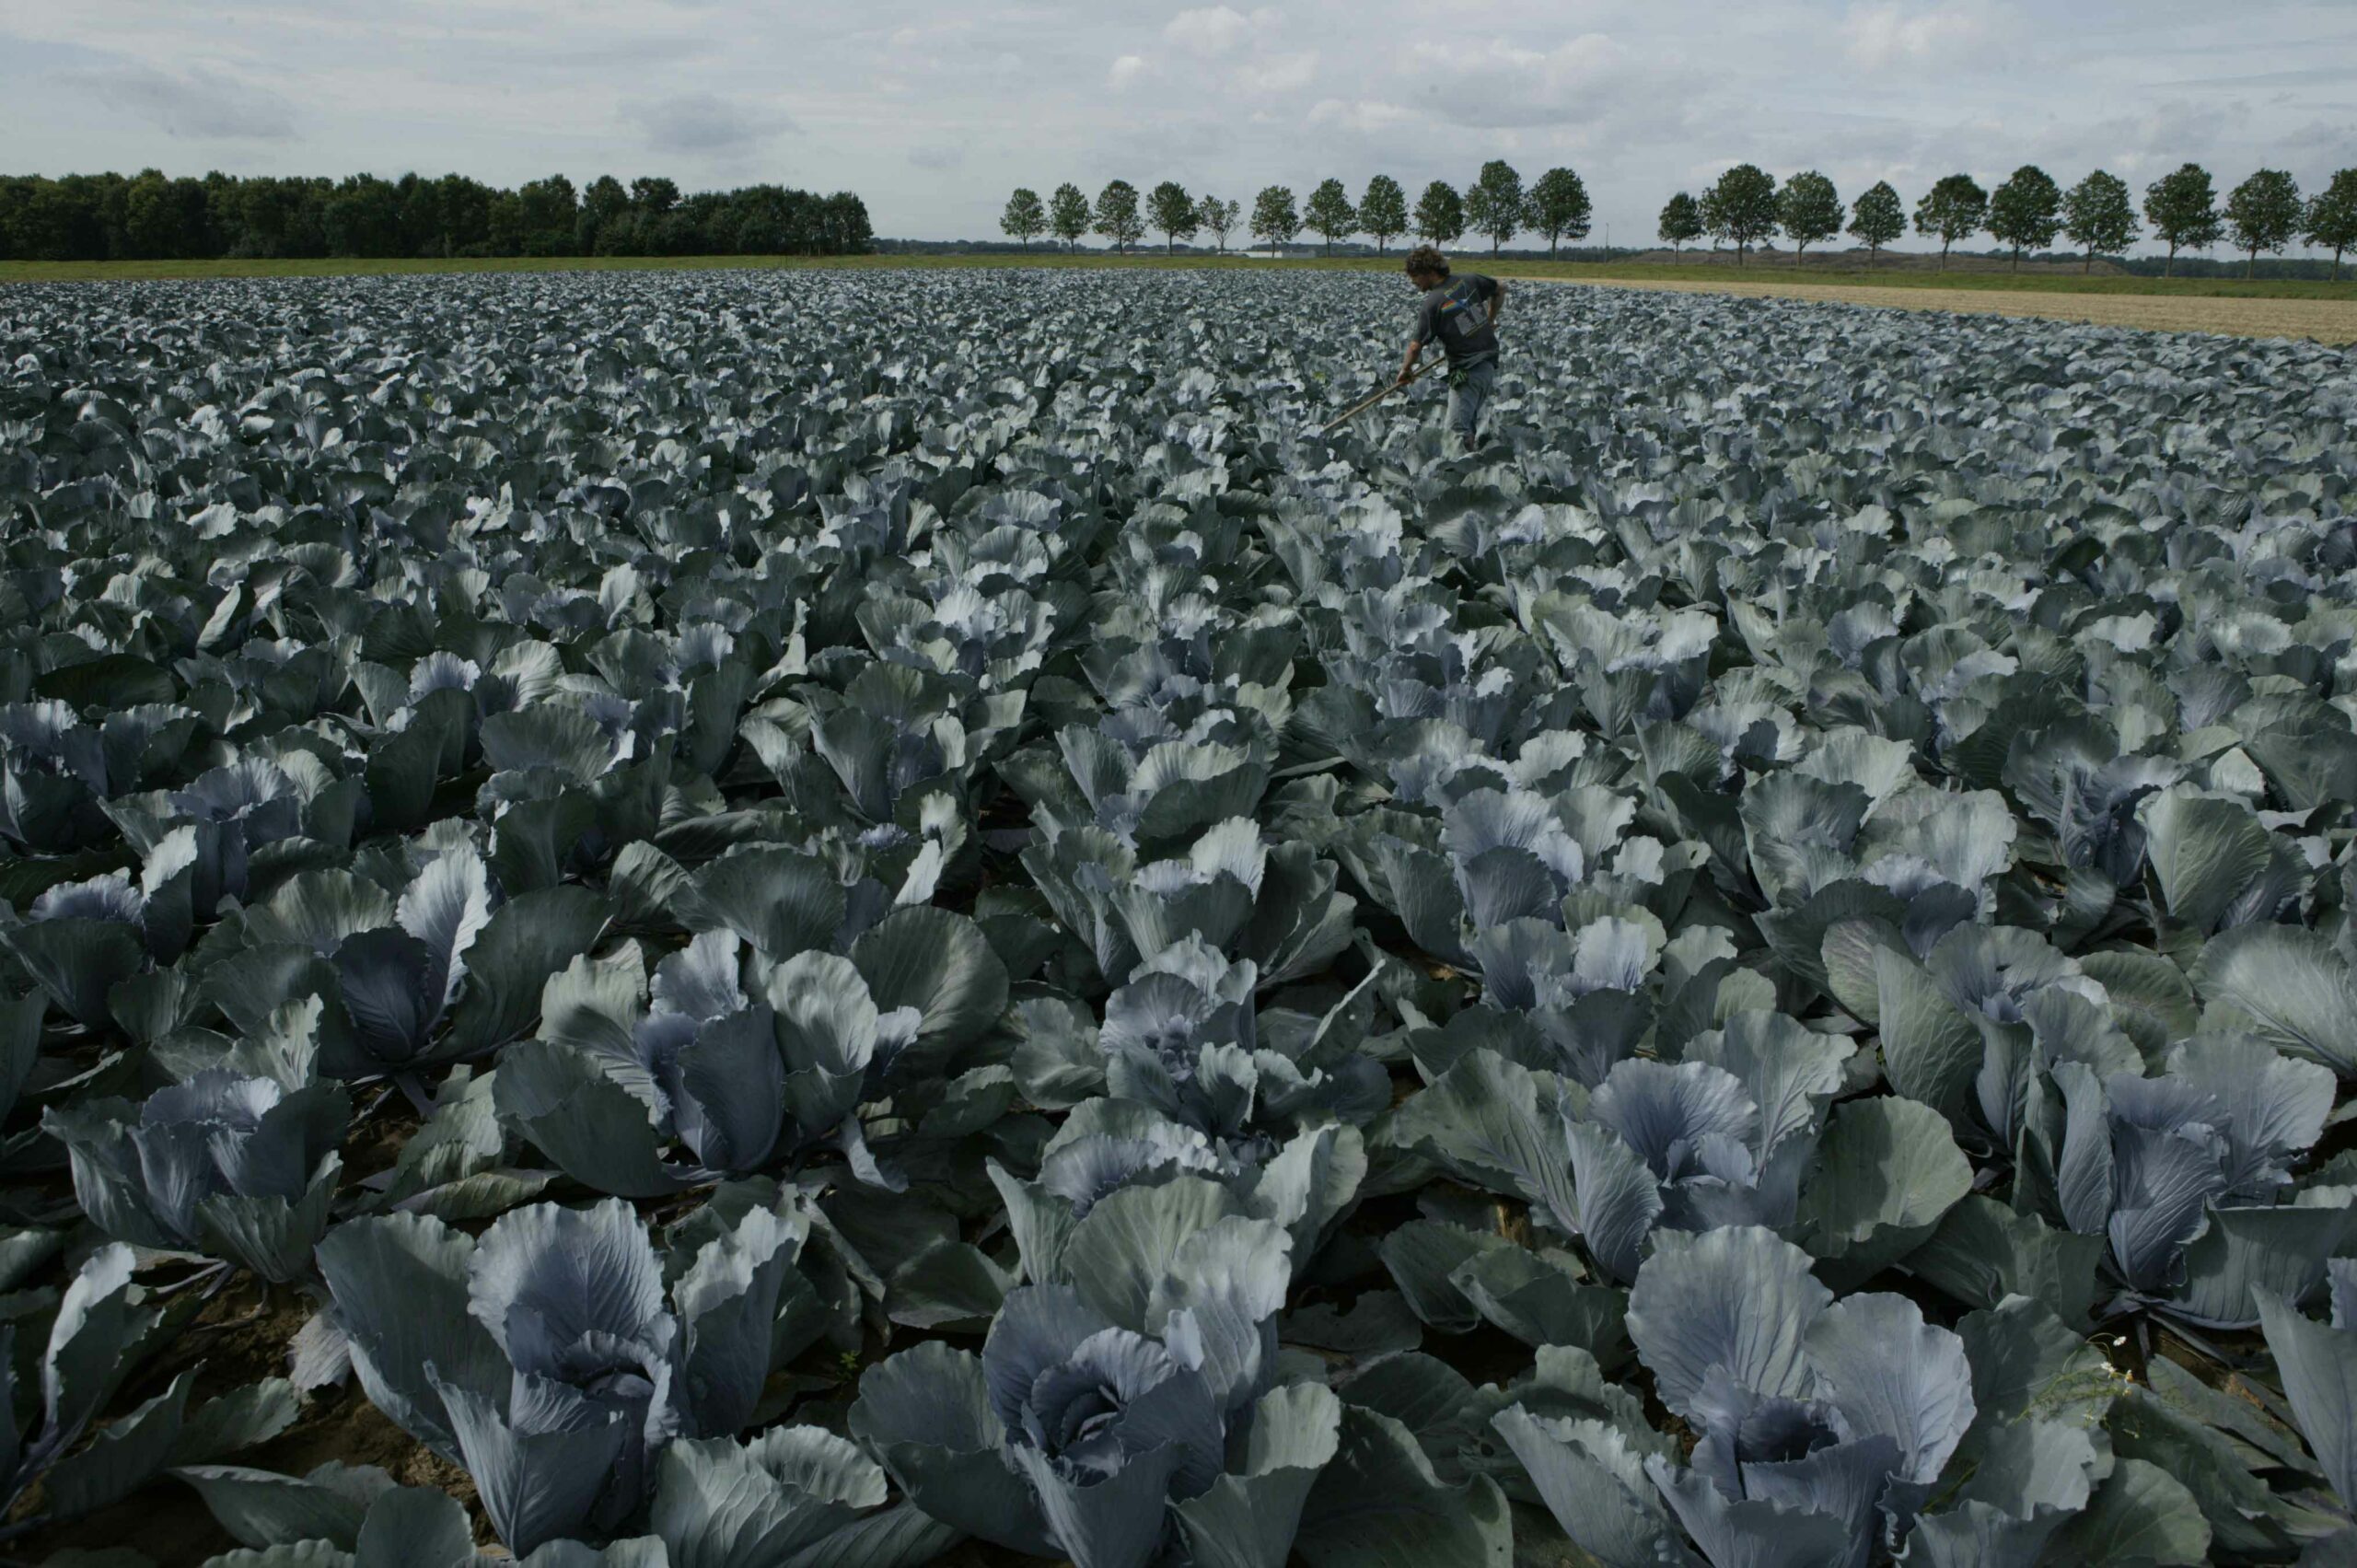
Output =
[
  {"x1": 315, "y1": 1197, "x2": 806, "y2": 1554},
  {"x1": 2027, "y1": 1034, "x2": 2348, "y2": 1325},
  {"x1": 1095, "y1": 936, "x2": 1386, "y2": 1144},
  {"x1": 2258, "y1": 1262, "x2": 2357, "y2": 1527},
  {"x1": 1503, "y1": 1226, "x2": 1980, "y2": 1568},
  {"x1": 853, "y1": 1177, "x2": 1333, "y2": 1568},
  {"x1": 46, "y1": 1067, "x2": 346, "y2": 1282},
  {"x1": 0, "y1": 1246, "x2": 168, "y2": 1529},
  {"x1": 495, "y1": 935, "x2": 915, "y2": 1195}
]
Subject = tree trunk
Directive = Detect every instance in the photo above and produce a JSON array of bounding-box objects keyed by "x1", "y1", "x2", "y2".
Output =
[
  {"x1": 2165, "y1": 244, "x2": 2177, "y2": 278},
  {"x1": 2084, "y1": 248, "x2": 2093, "y2": 273},
  {"x1": 2247, "y1": 248, "x2": 2258, "y2": 279}
]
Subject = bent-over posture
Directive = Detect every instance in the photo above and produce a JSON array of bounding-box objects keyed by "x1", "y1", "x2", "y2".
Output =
[{"x1": 1397, "y1": 244, "x2": 1504, "y2": 450}]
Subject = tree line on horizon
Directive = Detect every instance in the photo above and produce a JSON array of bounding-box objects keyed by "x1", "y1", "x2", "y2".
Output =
[
  {"x1": 999, "y1": 165, "x2": 1600, "y2": 262},
  {"x1": 1662, "y1": 161, "x2": 2357, "y2": 279},
  {"x1": 1004, "y1": 161, "x2": 2357, "y2": 281},
  {"x1": 0, "y1": 169, "x2": 874, "y2": 263}
]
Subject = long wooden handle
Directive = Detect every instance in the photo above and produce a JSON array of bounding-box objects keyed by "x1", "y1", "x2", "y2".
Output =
[{"x1": 1318, "y1": 361, "x2": 1434, "y2": 434}]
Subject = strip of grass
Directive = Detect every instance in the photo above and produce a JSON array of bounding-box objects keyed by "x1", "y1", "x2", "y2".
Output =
[{"x1": 3, "y1": 248, "x2": 2351, "y2": 301}]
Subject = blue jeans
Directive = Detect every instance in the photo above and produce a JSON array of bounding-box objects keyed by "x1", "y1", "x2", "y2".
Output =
[{"x1": 1446, "y1": 360, "x2": 1497, "y2": 447}]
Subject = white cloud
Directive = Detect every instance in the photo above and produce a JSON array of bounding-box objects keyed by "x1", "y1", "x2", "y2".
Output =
[
  {"x1": 1234, "y1": 51, "x2": 1318, "y2": 95},
  {"x1": 1108, "y1": 53, "x2": 1146, "y2": 87},
  {"x1": 1164, "y1": 6, "x2": 1268, "y2": 58},
  {"x1": 1843, "y1": 3, "x2": 1996, "y2": 69}
]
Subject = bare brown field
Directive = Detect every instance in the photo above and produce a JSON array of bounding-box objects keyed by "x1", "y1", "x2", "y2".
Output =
[{"x1": 1546, "y1": 274, "x2": 2357, "y2": 345}]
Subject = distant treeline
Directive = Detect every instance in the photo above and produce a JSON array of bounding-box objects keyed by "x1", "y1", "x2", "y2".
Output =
[
  {"x1": 1004, "y1": 160, "x2": 2357, "y2": 280},
  {"x1": 0, "y1": 169, "x2": 874, "y2": 262}
]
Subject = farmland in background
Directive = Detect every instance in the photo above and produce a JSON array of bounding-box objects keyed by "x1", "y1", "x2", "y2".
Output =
[{"x1": 8, "y1": 251, "x2": 2353, "y2": 343}]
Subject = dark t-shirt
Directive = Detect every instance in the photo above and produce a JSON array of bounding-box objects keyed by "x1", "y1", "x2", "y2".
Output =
[{"x1": 1411, "y1": 273, "x2": 1501, "y2": 367}]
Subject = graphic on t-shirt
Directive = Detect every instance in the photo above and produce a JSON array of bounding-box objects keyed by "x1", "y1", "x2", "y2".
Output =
[{"x1": 1416, "y1": 276, "x2": 1499, "y2": 367}]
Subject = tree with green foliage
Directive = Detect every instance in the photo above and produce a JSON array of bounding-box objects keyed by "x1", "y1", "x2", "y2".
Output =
[
  {"x1": 1658, "y1": 192, "x2": 1703, "y2": 253},
  {"x1": 1701, "y1": 164, "x2": 1780, "y2": 265},
  {"x1": 2143, "y1": 163, "x2": 2221, "y2": 277},
  {"x1": 1464, "y1": 160, "x2": 1524, "y2": 255},
  {"x1": 499, "y1": 174, "x2": 578, "y2": 257},
  {"x1": 2061, "y1": 169, "x2": 2139, "y2": 273},
  {"x1": 119, "y1": 168, "x2": 210, "y2": 259},
  {"x1": 1093, "y1": 180, "x2": 1144, "y2": 252},
  {"x1": 1776, "y1": 171, "x2": 1840, "y2": 262},
  {"x1": 1525, "y1": 167, "x2": 1593, "y2": 258},
  {"x1": 1303, "y1": 179, "x2": 1357, "y2": 254},
  {"x1": 1250, "y1": 185, "x2": 1300, "y2": 256},
  {"x1": 438, "y1": 175, "x2": 495, "y2": 253},
  {"x1": 579, "y1": 176, "x2": 631, "y2": 254},
  {"x1": 1147, "y1": 180, "x2": 1198, "y2": 252},
  {"x1": 1847, "y1": 181, "x2": 1905, "y2": 264},
  {"x1": 1048, "y1": 182, "x2": 1091, "y2": 250},
  {"x1": 2307, "y1": 169, "x2": 2357, "y2": 282},
  {"x1": 1196, "y1": 193, "x2": 1240, "y2": 253},
  {"x1": 1359, "y1": 175, "x2": 1408, "y2": 253},
  {"x1": 1987, "y1": 165, "x2": 2062, "y2": 269},
  {"x1": 1000, "y1": 188, "x2": 1046, "y2": 250},
  {"x1": 626, "y1": 179, "x2": 683, "y2": 242},
  {"x1": 1414, "y1": 180, "x2": 1465, "y2": 247},
  {"x1": 2224, "y1": 168, "x2": 2304, "y2": 278},
  {"x1": 1913, "y1": 174, "x2": 1987, "y2": 269}
]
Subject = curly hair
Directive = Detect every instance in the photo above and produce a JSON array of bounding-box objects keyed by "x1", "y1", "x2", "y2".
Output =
[{"x1": 1404, "y1": 245, "x2": 1450, "y2": 279}]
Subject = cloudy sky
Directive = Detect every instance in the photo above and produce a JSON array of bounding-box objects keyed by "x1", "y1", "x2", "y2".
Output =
[{"x1": 3, "y1": 0, "x2": 2352, "y2": 254}]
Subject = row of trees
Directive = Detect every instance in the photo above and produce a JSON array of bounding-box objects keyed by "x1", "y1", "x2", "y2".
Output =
[
  {"x1": 1002, "y1": 160, "x2": 2357, "y2": 280},
  {"x1": 1002, "y1": 163, "x2": 1596, "y2": 259},
  {"x1": 0, "y1": 169, "x2": 874, "y2": 262},
  {"x1": 1661, "y1": 162, "x2": 2357, "y2": 277}
]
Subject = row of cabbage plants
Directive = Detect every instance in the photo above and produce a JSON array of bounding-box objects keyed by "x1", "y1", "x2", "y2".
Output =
[{"x1": 2, "y1": 266, "x2": 2357, "y2": 1566}]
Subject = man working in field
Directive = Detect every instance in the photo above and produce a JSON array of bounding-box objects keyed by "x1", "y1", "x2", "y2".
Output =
[{"x1": 1397, "y1": 245, "x2": 1504, "y2": 450}]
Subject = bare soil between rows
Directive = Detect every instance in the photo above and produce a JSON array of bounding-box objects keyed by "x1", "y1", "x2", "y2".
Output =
[{"x1": 1545, "y1": 274, "x2": 2357, "y2": 344}]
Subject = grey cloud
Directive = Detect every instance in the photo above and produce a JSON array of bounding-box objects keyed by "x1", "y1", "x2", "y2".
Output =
[
  {"x1": 625, "y1": 93, "x2": 795, "y2": 155},
  {"x1": 2154, "y1": 66, "x2": 2349, "y2": 88},
  {"x1": 910, "y1": 145, "x2": 965, "y2": 170},
  {"x1": 1399, "y1": 34, "x2": 1646, "y2": 131},
  {"x1": 65, "y1": 64, "x2": 298, "y2": 141},
  {"x1": 532, "y1": 36, "x2": 724, "y2": 70}
]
